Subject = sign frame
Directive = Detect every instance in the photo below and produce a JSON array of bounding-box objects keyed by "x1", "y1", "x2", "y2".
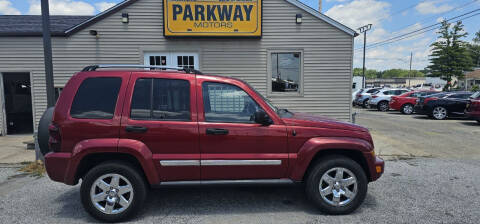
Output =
[{"x1": 162, "y1": 0, "x2": 263, "y2": 38}]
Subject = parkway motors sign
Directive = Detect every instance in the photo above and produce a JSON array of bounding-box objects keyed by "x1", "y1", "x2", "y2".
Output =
[{"x1": 163, "y1": 0, "x2": 262, "y2": 37}]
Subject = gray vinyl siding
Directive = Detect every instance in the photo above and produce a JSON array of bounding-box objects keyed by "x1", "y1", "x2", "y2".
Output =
[{"x1": 0, "y1": 0, "x2": 353, "y2": 132}]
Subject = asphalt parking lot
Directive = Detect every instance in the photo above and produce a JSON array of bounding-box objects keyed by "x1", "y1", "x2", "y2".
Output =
[{"x1": 1, "y1": 109, "x2": 479, "y2": 223}]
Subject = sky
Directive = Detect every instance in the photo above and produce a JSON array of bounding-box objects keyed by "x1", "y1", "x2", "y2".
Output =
[{"x1": 1, "y1": 0, "x2": 479, "y2": 71}]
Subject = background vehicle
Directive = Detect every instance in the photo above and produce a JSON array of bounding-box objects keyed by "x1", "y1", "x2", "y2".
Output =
[
  {"x1": 352, "y1": 88, "x2": 363, "y2": 105},
  {"x1": 38, "y1": 65, "x2": 384, "y2": 222},
  {"x1": 466, "y1": 92, "x2": 480, "y2": 123},
  {"x1": 368, "y1": 89, "x2": 409, "y2": 111},
  {"x1": 390, "y1": 90, "x2": 439, "y2": 114},
  {"x1": 415, "y1": 92, "x2": 473, "y2": 120},
  {"x1": 354, "y1": 88, "x2": 382, "y2": 108}
]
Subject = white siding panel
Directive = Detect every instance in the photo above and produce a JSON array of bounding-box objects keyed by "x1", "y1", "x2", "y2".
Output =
[{"x1": 0, "y1": 0, "x2": 354, "y2": 131}]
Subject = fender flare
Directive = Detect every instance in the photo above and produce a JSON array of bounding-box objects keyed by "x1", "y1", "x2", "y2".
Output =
[
  {"x1": 65, "y1": 138, "x2": 159, "y2": 185},
  {"x1": 289, "y1": 137, "x2": 373, "y2": 181}
]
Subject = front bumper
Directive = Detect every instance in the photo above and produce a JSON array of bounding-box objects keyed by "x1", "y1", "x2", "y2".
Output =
[
  {"x1": 370, "y1": 156, "x2": 385, "y2": 181},
  {"x1": 414, "y1": 104, "x2": 428, "y2": 115}
]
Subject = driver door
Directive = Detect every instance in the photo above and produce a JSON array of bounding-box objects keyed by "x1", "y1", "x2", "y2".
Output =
[{"x1": 196, "y1": 78, "x2": 288, "y2": 180}]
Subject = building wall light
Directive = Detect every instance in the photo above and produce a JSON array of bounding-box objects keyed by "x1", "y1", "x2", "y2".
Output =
[
  {"x1": 296, "y1": 14, "x2": 302, "y2": 24},
  {"x1": 122, "y1": 13, "x2": 129, "y2": 23}
]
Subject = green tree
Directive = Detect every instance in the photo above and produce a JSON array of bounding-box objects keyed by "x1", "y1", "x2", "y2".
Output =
[
  {"x1": 427, "y1": 20, "x2": 474, "y2": 90},
  {"x1": 353, "y1": 68, "x2": 379, "y2": 78},
  {"x1": 467, "y1": 30, "x2": 480, "y2": 67}
]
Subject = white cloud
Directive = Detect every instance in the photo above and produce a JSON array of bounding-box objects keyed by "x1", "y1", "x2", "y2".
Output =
[
  {"x1": 0, "y1": 0, "x2": 21, "y2": 15},
  {"x1": 27, "y1": 0, "x2": 95, "y2": 15},
  {"x1": 95, "y1": 2, "x2": 116, "y2": 12},
  {"x1": 415, "y1": 1, "x2": 453, "y2": 15},
  {"x1": 325, "y1": 0, "x2": 390, "y2": 30}
]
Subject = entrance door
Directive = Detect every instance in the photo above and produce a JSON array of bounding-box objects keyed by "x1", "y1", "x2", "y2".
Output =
[
  {"x1": 2, "y1": 73, "x2": 33, "y2": 134},
  {"x1": 144, "y1": 53, "x2": 199, "y2": 69}
]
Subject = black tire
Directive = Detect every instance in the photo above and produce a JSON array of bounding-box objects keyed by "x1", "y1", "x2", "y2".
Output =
[
  {"x1": 38, "y1": 107, "x2": 55, "y2": 156},
  {"x1": 377, "y1": 101, "x2": 389, "y2": 112},
  {"x1": 401, "y1": 104, "x2": 414, "y2": 115},
  {"x1": 362, "y1": 99, "x2": 369, "y2": 108},
  {"x1": 306, "y1": 155, "x2": 368, "y2": 215},
  {"x1": 80, "y1": 161, "x2": 148, "y2": 222},
  {"x1": 477, "y1": 120, "x2": 480, "y2": 124}
]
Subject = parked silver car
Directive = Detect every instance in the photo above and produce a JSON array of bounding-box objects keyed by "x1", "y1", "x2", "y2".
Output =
[
  {"x1": 354, "y1": 88, "x2": 383, "y2": 108},
  {"x1": 368, "y1": 89, "x2": 409, "y2": 111}
]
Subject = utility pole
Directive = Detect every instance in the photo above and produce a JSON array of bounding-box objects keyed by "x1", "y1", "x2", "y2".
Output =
[
  {"x1": 408, "y1": 52, "x2": 412, "y2": 88},
  {"x1": 41, "y1": 0, "x2": 55, "y2": 108},
  {"x1": 358, "y1": 24, "x2": 372, "y2": 88}
]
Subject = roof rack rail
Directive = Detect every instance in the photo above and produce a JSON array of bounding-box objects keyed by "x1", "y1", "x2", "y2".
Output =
[{"x1": 81, "y1": 64, "x2": 203, "y2": 74}]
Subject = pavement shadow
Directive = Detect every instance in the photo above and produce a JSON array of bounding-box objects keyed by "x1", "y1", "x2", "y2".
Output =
[
  {"x1": 458, "y1": 121, "x2": 480, "y2": 126},
  {"x1": 52, "y1": 184, "x2": 379, "y2": 222}
]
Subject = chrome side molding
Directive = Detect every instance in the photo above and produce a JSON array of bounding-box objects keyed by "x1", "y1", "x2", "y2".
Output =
[
  {"x1": 201, "y1": 160, "x2": 282, "y2": 166},
  {"x1": 159, "y1": 160, "x2": 200, "y2": 166},
  {"x1": 159, "y1": 160, "x2": 282, "y2": 167}
]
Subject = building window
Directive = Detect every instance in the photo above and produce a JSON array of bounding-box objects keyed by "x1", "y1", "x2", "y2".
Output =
[{"x1": 268, "y1": 50, "x2": 303, "y2": 96}]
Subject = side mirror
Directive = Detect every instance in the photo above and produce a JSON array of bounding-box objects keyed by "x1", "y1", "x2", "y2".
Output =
[{"x1": 254, "y1": 111, "x2": 273, "y2": 126}]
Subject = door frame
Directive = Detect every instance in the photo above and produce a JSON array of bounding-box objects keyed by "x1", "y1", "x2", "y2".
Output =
[{"x1": 0, "y1": 71, "x2": 35, "y2": 135}]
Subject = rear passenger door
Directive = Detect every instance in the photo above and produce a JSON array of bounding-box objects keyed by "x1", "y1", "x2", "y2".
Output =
[{"x1": 120, "y1": 72, "x2": 200, "y2": 182}]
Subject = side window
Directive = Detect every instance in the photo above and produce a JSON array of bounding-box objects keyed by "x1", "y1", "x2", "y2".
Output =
[
  {"x1": 130, "y1": 78, "x2": 190, "y2": 121},
  {"x1": 269, "y1": 51, "x2": 303, "y2": 95},
  {"x1": 383, "y1": 91, "x2": 390, "y2": 95},
  {"x1": 70, "y1": 77, "x2": 122, "y2": 119},
  {"x1": 202, "y1": 82, "x2": 263, "y2": 123}
]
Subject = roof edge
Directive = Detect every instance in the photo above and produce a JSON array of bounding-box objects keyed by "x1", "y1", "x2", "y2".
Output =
[
  {"x1": 65, "y1": 0, "x2": 357, "y2": 37},
  {"x1": 284, "y1": 0, "x2": 357, "y2": 37},
  {"x1": 64, "y1": 0, "x2": 139, "y2": 36}
]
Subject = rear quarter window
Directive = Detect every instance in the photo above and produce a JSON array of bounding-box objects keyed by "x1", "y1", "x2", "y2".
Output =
[{"x1": 70, "y1": 77, "x2": 122, "y2": 119}]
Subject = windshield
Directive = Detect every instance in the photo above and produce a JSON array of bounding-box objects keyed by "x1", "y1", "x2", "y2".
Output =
[{"x1": 470, "y1": 91, "x2": 480, "y2": 99}]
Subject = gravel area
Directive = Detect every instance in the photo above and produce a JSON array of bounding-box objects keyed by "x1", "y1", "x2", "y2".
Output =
[{"x1": 0, "y1": 158, "x2": 479, "y2": 223}]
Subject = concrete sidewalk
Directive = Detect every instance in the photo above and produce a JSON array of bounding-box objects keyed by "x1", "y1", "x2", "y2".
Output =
[{"x1": 0, "y1": 135, "x2": 35, "y2": 164}]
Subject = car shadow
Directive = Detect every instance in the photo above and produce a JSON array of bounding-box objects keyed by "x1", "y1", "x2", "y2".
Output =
[
  {"x1": 458, "y1": 121, "x2": 480, "y2": 126},
  {"x1": 53, "y1": 185, "x2": 378, "y2": 222}
]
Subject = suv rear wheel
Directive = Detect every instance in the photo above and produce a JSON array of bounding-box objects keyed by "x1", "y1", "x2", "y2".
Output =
[
  {"x1": 80, "y1": 162, "x2": 147, "y2": 222},
  {"x1": 306, "y1": 155, "x2": 367, "y2": 214}
]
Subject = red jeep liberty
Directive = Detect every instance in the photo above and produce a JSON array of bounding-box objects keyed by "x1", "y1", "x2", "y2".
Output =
[{"x1": 38, "y1": 65, "x2": 384, "y2": 222}]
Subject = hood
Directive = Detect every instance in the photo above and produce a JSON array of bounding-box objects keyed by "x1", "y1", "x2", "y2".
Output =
[{"x1": 282, "y1": 112, "x2": 368, "y2": 132}]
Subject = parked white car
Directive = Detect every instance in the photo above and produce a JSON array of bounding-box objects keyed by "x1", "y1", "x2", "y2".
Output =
[
  {"x1": 368, "y1": 89, "x2": 409, "y2": 111},
  {"x1": 354, "y1": 88, "x2": 383, "y2": 108}
]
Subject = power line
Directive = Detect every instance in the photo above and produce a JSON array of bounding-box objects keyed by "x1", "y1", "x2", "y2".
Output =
[
  {"x1": 389, "y1": 0, "x2": 479, "y2": 36},
  {"x1": 357, "y1": 11, "x2": 480, "y2": 51},
  {"x1": 354, "y1": 8, "x2": 480, "y2": 51}
]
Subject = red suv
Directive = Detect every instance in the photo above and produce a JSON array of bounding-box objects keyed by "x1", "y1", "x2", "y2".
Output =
[
  {"x1": 38, "y1": 65, "x2": 384, "y2": 222},
  {"x1": 466, "y1": 92, "x2": 480, "y2": 123},
  {"x1": 389, "y1": 90, "x2": 438, "y2": 114}
]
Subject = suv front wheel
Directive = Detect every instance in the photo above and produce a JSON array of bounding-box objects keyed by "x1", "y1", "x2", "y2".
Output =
[
  {"x1": 80, "y1": 162, "x2": 148, "y2": 222},
  {"x1": 306, "y1": 155, "x2": 367, "y2": 214}
]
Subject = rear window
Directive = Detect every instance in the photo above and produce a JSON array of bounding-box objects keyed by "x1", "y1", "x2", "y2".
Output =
[{"x1": 70, "y1": 77, "x2": 122, "y2": 119}]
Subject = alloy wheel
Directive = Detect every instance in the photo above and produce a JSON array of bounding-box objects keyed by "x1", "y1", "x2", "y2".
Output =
[
  {"x1": 432, "y1": 107, "x2": 447, "y2": 120},
  {"x1": 319, "y1": 167, "x2": 358, "y2": 207},
  {"x1": 403, "y1": 104, "x2": 413, "y2": 114},
  {"x1": 379, "y1": 102, "x2": 389, "y2": 111},
  {"x1": 90, "y1": 173, "x2": 134, "y2": 215}
]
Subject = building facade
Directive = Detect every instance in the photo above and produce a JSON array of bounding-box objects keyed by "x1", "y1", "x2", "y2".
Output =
[{"x1": 0, "y1": 0, "x2": 355, "y2": 135}]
